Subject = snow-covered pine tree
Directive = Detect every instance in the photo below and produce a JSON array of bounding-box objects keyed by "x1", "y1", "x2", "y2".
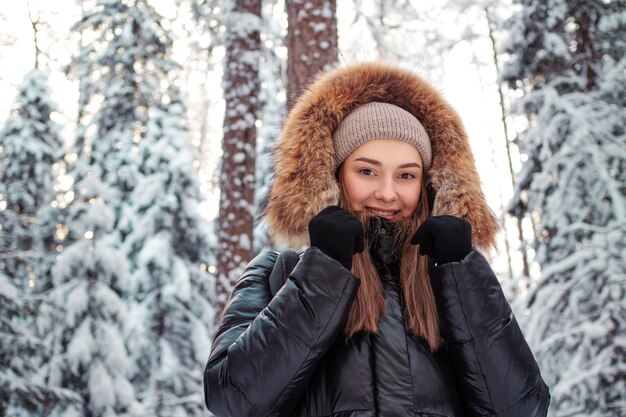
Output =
[
  {"x1": 68, "y1": 0, "x2": 176, "y2": 214},
  {"x1": 66, "y1": 1, "x2": 213, "y2": 413},
  {"x1": 501, "y1": 1, "x2": 626, "y2": 415},
  {"x1": 0, "y1": 69, "x2": 61, "y2": 293},
  {"x1": 0, "y1": 70, "x2": 76, "y2": 416},
  {"x1": 46, "y1": 169, "x2": 140, "y2": 417},
  {"x1": 120, "y1": 92, "x2": 214, "y2": 416}
]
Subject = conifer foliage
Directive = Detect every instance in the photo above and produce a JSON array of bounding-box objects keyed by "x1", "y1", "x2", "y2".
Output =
[
  {"x1": 69, "y1": 0, "x2": 176, "y2": 201},
  {"x1": 0, "y1": 271, "x2": 81, "y2": 417},
  {"x1": 501, "y1": 1, "x2": 626, "y2": 415},
  {"x1": 121, "y1": 95, "x2": 213, "y2": 416},
  {"x1": 51, "y1": 0, "x2": 215, "y2": 415},
  {"x1": 0, "y1": 70, "x2": 61, "y2": 292},
  {"x1": 46, "y1": 170, "x2": 139, "y2": 417},
  {"x1": 0, "y1": 70, "x2": 72, "y2": 416}
]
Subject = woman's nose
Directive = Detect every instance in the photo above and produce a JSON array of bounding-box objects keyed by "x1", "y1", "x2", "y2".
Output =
[{"x1": 374, "y1": 178, "x2": 397, "y2": 202}]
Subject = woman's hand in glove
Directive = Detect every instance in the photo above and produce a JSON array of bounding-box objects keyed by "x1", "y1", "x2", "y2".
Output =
[
  {"x1": 308, "y1": 206, "x2": 365, "y2": 270},
  {"x1": 410, "y1": 215, "x2": 472, "y2": 265}
]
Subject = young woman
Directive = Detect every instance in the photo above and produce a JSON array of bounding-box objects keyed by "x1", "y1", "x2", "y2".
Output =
[{"x1": 204, "y1": 62, "x2": 550, "y2": 417}]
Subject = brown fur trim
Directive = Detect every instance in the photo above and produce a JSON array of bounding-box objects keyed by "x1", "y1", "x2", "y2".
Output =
[{"x1": 264, "y1": 61, "x2": 499, "y2": 251}]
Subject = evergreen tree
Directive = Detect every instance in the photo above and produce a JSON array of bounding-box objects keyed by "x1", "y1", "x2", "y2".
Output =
[
  {"x1": 68, "y1": 0, "x2": 176, "y2": 211},
  {"x1": 120, "y1": 94, "x2": 214, "y2": 416},
  {"x1": 0, "y1": 69, "x2": 73, "y2": 416},
  {"x1": 65, "y1": 1, "x2": 212, "y2": 413},
  {"x1": 501, "y1": 1, "x2": 626, "y2": 415},
  {"x1": 0, "y1": 69, "x2": 61, "y2": 292},
  {"x1": 46, "y1": 170, "x2": 140, "y2": 417}
]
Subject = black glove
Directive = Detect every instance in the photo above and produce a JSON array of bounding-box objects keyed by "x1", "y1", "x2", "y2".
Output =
[
  {"x1": 309, "y1": 206, "x2": 365, "y2": 270},
  {"x1": 410, "y1": 215, "x2": 472, "y2": 265}
]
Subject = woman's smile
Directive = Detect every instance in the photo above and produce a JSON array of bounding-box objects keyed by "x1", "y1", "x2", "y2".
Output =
[{"x1": 365, "y1": 206, "x2": 401, "y2": 219}]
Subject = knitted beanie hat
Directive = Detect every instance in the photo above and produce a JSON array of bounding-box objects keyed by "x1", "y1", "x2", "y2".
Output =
[{"x1": 332, "y1": 102, "x2": 432, "y2": 172}]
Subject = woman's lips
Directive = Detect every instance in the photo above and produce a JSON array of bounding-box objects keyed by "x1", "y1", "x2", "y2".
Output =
[{"x1": 366, "y1": 207, "x2": 400, "y2": 218}]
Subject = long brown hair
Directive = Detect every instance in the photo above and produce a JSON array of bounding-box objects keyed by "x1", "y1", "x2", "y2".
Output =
[{"x1": 338, "y1": 173, "x2": 442, "y2": 351}]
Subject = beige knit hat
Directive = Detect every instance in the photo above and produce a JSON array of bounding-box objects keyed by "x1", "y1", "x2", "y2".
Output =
[{"x1": 332, "y1": 102, "x2": 432, "y2": 172}]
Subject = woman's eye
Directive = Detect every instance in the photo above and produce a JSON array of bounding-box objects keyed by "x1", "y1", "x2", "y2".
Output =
[
  {"x1": 399, "y1": 172, "x2": 416, "y2": 179},
  {"x1": 359, "y1": 168, "x2": 375, "y2": 176}
]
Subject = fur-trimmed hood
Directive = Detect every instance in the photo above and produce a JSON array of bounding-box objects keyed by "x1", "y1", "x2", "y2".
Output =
[{"x1": 264, "y1": 62, "x2": 498, "y2": 252}]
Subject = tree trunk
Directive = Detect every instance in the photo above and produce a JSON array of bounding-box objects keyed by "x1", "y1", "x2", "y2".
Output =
[
  {"x1": 27, "y1": 4, "x2": 41, "y2": 70},
  {"x1": 286, "y1": 0, "x2": 338, "y2": 110},
  {"x1": 215, "y1": 0, "x2": 262, "y2": 321},
  {"x1": 485, "y1": 6, "x2": 529, "y2": 277}
]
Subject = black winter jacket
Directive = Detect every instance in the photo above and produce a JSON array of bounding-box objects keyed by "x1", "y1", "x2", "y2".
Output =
[{"x1": 204, "y1": 229, "x2": 550, "y2": 417}]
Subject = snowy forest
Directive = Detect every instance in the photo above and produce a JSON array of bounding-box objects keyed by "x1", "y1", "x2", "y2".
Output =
[{"x1": 0, "y1": 0, "x2": 624, "y2": 416}]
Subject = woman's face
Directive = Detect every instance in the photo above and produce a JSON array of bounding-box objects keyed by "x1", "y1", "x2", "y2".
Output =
[{"x1": 341, "y1": 139, "x2": 424, "y2": 221}]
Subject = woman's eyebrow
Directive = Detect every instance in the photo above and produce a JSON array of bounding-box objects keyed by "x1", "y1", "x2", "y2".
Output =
[
  {"x1": 355, "y1": 157, "x2": 421, "y2": 169},
  {"x1": 398, "y1": 162, "x2": 421, "y2": 169},
  {"x1": 354, "y1": 157, "x2": 381, "y2": 166}
]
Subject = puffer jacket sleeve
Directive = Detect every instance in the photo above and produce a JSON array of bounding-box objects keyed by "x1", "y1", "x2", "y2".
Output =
[
  {"x1": 204, "y1": 246, "x2": 359, "y2": 417},
  {"x1": 429, "y1": 250, "x2": 550, "y2": 417}
]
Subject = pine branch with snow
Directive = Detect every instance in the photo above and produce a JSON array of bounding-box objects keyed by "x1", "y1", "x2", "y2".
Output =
[
  {"x1": 0, "y1": 273, "x2": 82, "y2": 415},
  {"x1": 120, "y1": 95, "x2": 214, "y2": 416},
  {"x1": 44, "y1": 172, "x2": 141, "y2": 417},
  {"x1": 502, "y1": 1, "x2": 626, "y2": 415}
]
